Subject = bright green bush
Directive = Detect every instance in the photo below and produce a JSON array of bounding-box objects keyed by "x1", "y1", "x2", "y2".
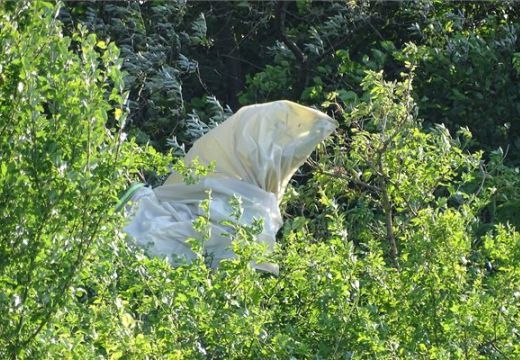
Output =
[{"x1": 0, "y1": 1, "x2": 170, "y2": 357}]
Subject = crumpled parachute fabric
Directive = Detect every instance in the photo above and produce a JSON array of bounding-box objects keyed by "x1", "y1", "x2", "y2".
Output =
[{"x1": 124, "y1": 100, "x2": 337, "y2": 274}]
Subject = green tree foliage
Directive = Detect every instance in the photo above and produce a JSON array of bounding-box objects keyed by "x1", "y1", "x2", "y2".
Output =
[
  {"x1": 61, "y1": 1, "x2": 520, "y2": 162},
  {"x1": 0, "y1": 1, "x2": 170, "y2": 356},
  {"x1": 1, "y1": 1, "x2": 519, "y2": 358},
  {"x1": 59, "y1": 0, "x2": 230, "y2": 150},
  {"x1": 8, "y1": 66, "x2": 518, "y2": 357},
  {"x1": 184, "y1": 1, "x2": 520, "y2": 162},
  {"x1": 408, "y1": 2, "x2": 520, "y2": 162}
]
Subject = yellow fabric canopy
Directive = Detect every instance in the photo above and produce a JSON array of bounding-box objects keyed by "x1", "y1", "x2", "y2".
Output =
[{"x1": 125, "y1": 100, "x2": 337, "y2": 274}]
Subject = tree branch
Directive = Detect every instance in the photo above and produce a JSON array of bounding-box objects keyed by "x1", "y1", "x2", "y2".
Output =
[
  {"x1": 378, "y1": 158, "x2": 399, "y2": 267},
  {"x1": 275, "y1": 1, "x2": 309, "y2": 99},
  {"x1": 275, "y1": 1, "x2": 306, "y2": 64}
]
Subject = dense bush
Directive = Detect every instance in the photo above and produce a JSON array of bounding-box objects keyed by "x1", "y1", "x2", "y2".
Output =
[
  {"x1": 0, "y1": 1, "x2": 170, "y2": 356},
  {"x1": 1, "y1": 1, "x2": 519, "y2": 359}
]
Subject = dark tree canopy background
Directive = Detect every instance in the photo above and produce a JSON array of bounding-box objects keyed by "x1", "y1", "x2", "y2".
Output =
[{"x1": 60, "y1": 0, "x2": 520, "y2": 161}]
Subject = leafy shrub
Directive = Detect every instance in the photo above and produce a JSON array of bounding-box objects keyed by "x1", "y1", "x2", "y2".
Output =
[{"x1": 0, "y1": 1, "x2": 169, "y2": 356}]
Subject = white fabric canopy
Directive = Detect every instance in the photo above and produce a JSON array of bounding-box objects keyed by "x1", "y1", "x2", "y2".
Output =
[{"x1": 124, "y1": 100, "x2": 337, "y2": 274}]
